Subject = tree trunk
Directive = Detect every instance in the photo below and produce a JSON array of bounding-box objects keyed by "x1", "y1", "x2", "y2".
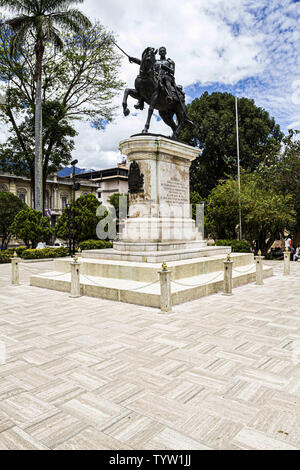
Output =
[
  {"x1": 30, "y1": 167, "x2": 35, "y2": 209},
  {"x1": 34, "y1": 38, "x2": 44, "y2": 213}
]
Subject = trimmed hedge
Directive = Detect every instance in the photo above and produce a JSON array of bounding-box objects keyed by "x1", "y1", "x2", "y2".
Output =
[
  {"x1": 22, "y1": 247, "x2": 69, "y2": 260},
  {"x1": 0, "y1": 246, "x2": 27, "y2": 264},
  {"x1": 5, "y1": 246, "x2": 27, "y2": 256},
  {"x1": 0, "y1": 252, "x2": 11, "y2": 264},
  {"x1": 78, "y1": 240, "x2": 113, "y2": 251},
  {"x1": 214, "y1": 239, "x2": 252, "y2": 253},
  {"x1": 0, "y1": 242, "x2": 112, "y2": 262}
]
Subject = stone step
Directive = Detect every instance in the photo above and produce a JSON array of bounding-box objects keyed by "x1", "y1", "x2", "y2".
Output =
[
  {"x1": 113, "y1": 240, "x2": 207, "y2": 252},
  {"x1": 54, "y1": 253, "x2": 255, "y2": 282},
  {"x1": 82, "y1": 245, "x2": 231, "y2": 263},
  {"x1": 30, "y1": 264, "x2": 273, "y2": 308}
]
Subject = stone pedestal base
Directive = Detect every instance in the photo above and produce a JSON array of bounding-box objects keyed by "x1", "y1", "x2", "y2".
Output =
[
  {"x1": 83, "y1": 244, "x2": 228, "y2": 263},
  {"x1": 114, "y1": 239, "x2": 206, "y2": 253},
  {"x1": 30, "y1": 253, "x2": 273, "y2": 308},
  {"x1": 120, "y1": 217, "x2": 201, "y2": 244},
  {"x1": 119, "y1": 135, "x2": 203, "y2": 247}
]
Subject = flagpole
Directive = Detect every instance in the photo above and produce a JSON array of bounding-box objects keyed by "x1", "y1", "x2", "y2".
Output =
[{"x1": 235, "y1": 96, "x2": 242, "y2": 241}]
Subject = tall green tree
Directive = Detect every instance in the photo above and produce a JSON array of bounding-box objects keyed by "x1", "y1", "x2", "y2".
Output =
[
  {"x1": 179, "y1": 92, "x2": 283, "y2": 197},
  {"x1": 107, "y1": 193, "x2": 129, "y2": 233},
  {"x1": 10, "y1": 207, "x2": 53, "y2": 248},
  {"x1": 206, "y1": 176, "x2": 295, "y2": 255},
  {"x1": 55, "y1": 193, "x2": 107, "y2": 243},
  {"x1": 0, "y1": 101, "x2": 76, "y2": 195},
  {"x1": 1, "y1": 0, "x2": 91, "y2": 212},
  {"x1": 0, "y1": 19, "x2": 123, "y2": 209},
  {"x1": 0, "y1": 191, "x2": 25, "y2": 250},
  {"x1": 255, "y1": 129, "x2": 300, "y2": 232}
]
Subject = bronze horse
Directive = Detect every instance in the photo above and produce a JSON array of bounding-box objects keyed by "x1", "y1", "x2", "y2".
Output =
[{"x1": 122, "y1": 47, "x2": 193, "y2": 140}]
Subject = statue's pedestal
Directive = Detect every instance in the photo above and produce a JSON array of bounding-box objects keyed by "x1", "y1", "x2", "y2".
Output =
[
  {"x1": 31, "y1": 135, "x2": 272, "y2": 308},
  {"x1": 116, "y1": 135, "x2": 206, "y2": 256}
]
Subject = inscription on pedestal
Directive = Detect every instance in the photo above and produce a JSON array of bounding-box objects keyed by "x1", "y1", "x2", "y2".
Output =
[
  {"x1": 119, "y1": 136, "x2": 201, "y2": 242},
  {"x1": 161, "y1": 178, "x2": 189, "y2": 205}
]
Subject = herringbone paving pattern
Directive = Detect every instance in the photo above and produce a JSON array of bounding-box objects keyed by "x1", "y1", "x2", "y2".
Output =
[{"x1": 0, "y1": 260, "x2": 299, "y2": 450}]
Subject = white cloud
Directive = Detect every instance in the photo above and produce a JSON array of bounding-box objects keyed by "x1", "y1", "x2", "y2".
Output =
[
  {"x1": 1, "y1": 0, "x2": 299, "y2": 168},
  {"x1": 73, "y1": 109, "x2": 171, "y2": 169},
  {"x1": 75, "y1": 0, "x2": 267, "y2": 168},
  {"x1": 82, "y1": 0, "x2": 264, "y2": 86}
]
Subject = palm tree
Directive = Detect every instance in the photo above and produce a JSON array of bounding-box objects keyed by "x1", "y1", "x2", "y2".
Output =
[{"x1": 1, "y1": 0, "x2": 91, "y2": 212}]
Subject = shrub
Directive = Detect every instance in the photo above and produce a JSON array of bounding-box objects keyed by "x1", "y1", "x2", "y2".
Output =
[
  {"x1": 0, "y1": 246, "x2": 28, "y2": 263},
  {"x1": 5, "y1": 246, "x2": 27, "y2": 256},
  {"x1": 22, "y1": 247, "x2": 69, "y2": 260},
  {"x1": 55, "y1": 194, "x2": 106, "y2": 243},
  {"x1": 78, "y1": 240, "x2": 113, "y2": 251},
  {"x1": 0, "y1": 192, "x2": 26, "y2": 250},
  {"x1": 10, "y1": 208, "x2": 53, "y2": 248},
  {"x1": 0, "y1": 252, "x2": 11, "y2": 264},
  {"x1": 215, "y1": 239, "x2": 252, "y2": 253}
]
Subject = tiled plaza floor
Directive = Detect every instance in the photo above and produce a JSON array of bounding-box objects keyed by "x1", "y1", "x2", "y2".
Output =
[{"x1": 0, "y1": 259, "x2": 299, "y2": 450}]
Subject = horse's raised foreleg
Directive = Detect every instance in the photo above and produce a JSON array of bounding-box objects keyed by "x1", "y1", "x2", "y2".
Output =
[
  {"x1": 172, "y1": 112, "x2": 184, "y2": 140},
  {"x1": 173, "y1": 105, "x2": 194, "y2": 138},
  {"x1": 142, "y1": 90, "x2": 159, "y2": 134},
  {"x1": 159, "y1": 110, "x2": 178, "y2": 138},
  {"x1": 122, "y1": 88, "x2": 140, "y2": 117}
]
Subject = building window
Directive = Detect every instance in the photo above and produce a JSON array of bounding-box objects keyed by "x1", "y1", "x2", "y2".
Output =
[
  {"x1": 0, "y1": 184, "x2": 8, "y2": 192},
  {"x1": 19, "y1": 193, "x2": 26, "y2": 204},
  {"x1": 61, "y1": 195, "x2": 68, "y2": 210},
  {"x1": 45, "y1": 190, "x2": 50, "y2": 209},
  {"x1": 17, "y1": 188, "x2": 27, "y2": 204}
]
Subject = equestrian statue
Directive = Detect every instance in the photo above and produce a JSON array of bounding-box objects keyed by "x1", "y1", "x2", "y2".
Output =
[{"x1": 117, "y1": 45, "x2": 194, "y2": 140}]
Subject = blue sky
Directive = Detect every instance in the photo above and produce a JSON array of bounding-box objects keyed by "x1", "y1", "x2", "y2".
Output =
[
  {"x1": 1, "y1": 0, "x2": 299, "y2": 169},
  {"x1": 183, "y1": 0, "x2": 300, "y2": 132},
  {"x1": 72, "y1": 0, "x2": 300, "y2": 169}
]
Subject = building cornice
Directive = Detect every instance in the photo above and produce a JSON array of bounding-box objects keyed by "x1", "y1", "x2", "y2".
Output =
[{"x1": 0, "y1": 172, "x2": 99, "y2": 188}]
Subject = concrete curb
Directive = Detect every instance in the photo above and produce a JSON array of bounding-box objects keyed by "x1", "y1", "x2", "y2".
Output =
[{"x1": 21, "y1": 258, "x2": 55, "y2": 264}]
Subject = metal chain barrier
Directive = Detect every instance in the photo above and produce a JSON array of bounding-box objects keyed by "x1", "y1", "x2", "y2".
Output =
[
  {"x1": 263, "y1": 261, "x2": 281, "y2": 267},
  {"x1": 80, "y1": 273, "x2": 159, "y2": 291},
  {"x1": 129, "y1": 280, "x2": 159, "y2": 291},
  {"x1": 19, "y1": 264, "x2": 45, "y2": 274},
  {"x1": 36, "y1": 271, "x2": 70, "y2": 278},
  {"x1": 232, "y1": 265, "x2": 255, "y2": 274},
  {"x1": 171, "y1": 270, "x2": 223, "y2": 288},
  {"x1": 20, "y1": 264, "x2": 70, "y2": 278}
]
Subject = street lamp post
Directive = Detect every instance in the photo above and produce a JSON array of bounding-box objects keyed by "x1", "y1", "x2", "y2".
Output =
[
  {"x1": 235, "y1": 96, "x2": 242, "y2": 241},
  {"x1": 71, "y1": 159, "x2": 78, "y2": 204},
  {"x1": 66, "y1": 202, "x2": 72, "y2": 258},
  {"x1": 70, "y1": 160, "x2": 80, "y2": 255}
]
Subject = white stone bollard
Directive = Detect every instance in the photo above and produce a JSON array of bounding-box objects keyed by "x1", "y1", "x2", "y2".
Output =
[
  {"x1": 159, "y1": 262, "x2": 172, "y2": 313},
  {"x1": 223, "y1": 255, "x2": 233, "y2": 296},
  {"x1": 255, "y1": 250, "x2": 264, "y2": 285},
  {"x1": 284, "y1": 250, "x2": 291, "y2": 276},
  {"x1": 11, "y1": 253, "x2": 20, "y2": 286},
  {"x1": 70, "y1": 256, "x2": 81, "y2": 298}
]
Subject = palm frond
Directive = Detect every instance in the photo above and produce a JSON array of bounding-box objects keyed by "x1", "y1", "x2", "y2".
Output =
[
  {"x1": 5, "y1": 15, "x2": 30, "y2": 30},
  {"x1": 9, "y1": 22, "x2": 32, "y2": 53},
  {"x1": 42, "y1": 16, "x2": 54, "y2": 40},
  {"x1": 3, "y1": 0, "x2": 92, "y2": 62},
  {"x1": 42, "y1": 0, "x2": 84, "y2": 12},
  {"x1": 50, "y1": 10, "x2": 91, "y2": 31},
  {"x1": 48, "y1": 29, "x2": 64, "y2": 50},
  {"x1": 0, "y1": 0, "x2": 34, "y2": 15},
  {"x1": 49, "y1": 0, "x2": 85, "y2": 6}
]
